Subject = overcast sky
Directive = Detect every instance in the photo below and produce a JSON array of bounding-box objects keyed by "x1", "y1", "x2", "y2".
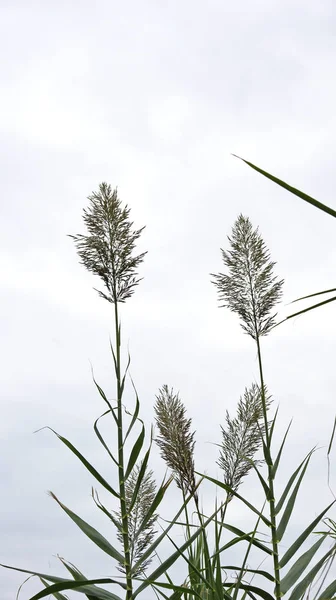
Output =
[{"x1": 1, "y1": 1, "x2": 336, "y2": 598}]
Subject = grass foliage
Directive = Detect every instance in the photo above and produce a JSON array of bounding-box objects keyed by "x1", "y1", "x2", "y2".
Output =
[{"x1": 2, "y1": 168, "x2": 336, "y2": 600}]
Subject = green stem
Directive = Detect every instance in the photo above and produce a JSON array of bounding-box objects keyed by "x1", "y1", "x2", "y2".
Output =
[
  {"x1": 114, "y1": 299, "x2": 133, "y2": 600},
  {"x1": 255, "y1": 334, "x2": 281, "y2": 600}
]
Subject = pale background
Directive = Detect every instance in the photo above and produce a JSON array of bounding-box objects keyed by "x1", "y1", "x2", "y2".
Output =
[{"x1": 1, "y1": 1, "x2": 336, "y2": 598}]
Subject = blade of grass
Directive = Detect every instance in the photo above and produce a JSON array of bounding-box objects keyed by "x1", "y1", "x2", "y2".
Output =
[
  {"x1": 49, "y1": 492, "x2": 124, "y2": 563},
  {"x1": 124, "y1": 423, "x2": 145, "y2": 480},
  {"x1": 93, "y1": 411, "x2": 118, "y2": 466},
  {"x1": 28, "y1": 579, "x2": 122, "y2": 600},
  {"x1": 271, "y1": 420, "x2": 292, "y2": 478},
  {"x1": 0, "y1": 564, "x2": 120, "y2": 600},
  {"x1": 197, "y1": 473, "x2": 271, "y2": 527},
  {"x1": 35, "y1": 426, "x2": 119, "y2": 498},
  {"x1": 280, "y1": 536, "x2": 326, "y2": 595},
  {"x1": 232, "y1": 155, "x2": 336, "y2": 219},
  {"x1": 279, "y1": 501, "x2": 335, "y2": 568},
  {"x1": 288, "y1": 546, "x2": 336, "y2": 600},
  {"x1": 275, "y1": 450, "x2": 314, "y2": 515},
  {"x1": 276, "y1": 452, "x2": 314, "y2": 541}
]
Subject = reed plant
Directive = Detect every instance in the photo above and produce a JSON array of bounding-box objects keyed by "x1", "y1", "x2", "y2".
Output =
[{"x1": 2, "y1": 166, "x2": 336, "y2": 600}]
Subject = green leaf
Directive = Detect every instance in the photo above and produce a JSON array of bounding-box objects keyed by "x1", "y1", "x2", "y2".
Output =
[
  {"x1": 316, "y1": 576, "x2": 336, "y2": 600},
  {"x1": 271, "y1": 420, "x2": 292, "y2": 479},
  {"x1": 49, "y1": 492, "x2": 124, "y2": 563},
  {"x1": 288, "y1": 547, "x2": 336, "y2": 600},
  {"x1": 36, "y1": 427, "x2": 119, "y2": 498},
  {"x1": 124, "y1": 375, "x2": 140, "y2": 442},
  {"x1": 91, "y1": 488, "x2": 122, "y2": 532},
  {"x1": 276, "y1": 452, "x2": 313, "y2": 541},
  {"x1": 125, "y1": 423, "x2": 145, "y2": 480},
  {"x1": 280, "y1": 295, "x2": 336, "y2": 324},
  {"x1": 275, "y1": 450, "x2": 313, "y2": 515},
  {"x1": 328, "y1": 416, "x2": 336, "y2": 456},
  {"x1": 0, "y1": 564, "x2": 120, "y2": 600},
  {"x1": 232, "y1": 155, "x2": 336, "y2": 219},
  {"x1": 245, "y1": 457, "x2": 270, "y2": 499},
  {"x1": 119, "y1": 350, "x2": 131, "y2": 398},
  {"x1": 128, "y1": 441, "x2": 152, "y2": 513},
  {"x1": 268, "y1": 405, "x2": 279, "y2": 444},
  {"x1": 40, "y1": 578, "x2": 69, "y2": 600},
  {"x1": 93, "y1": 411, "x2": 118, "y2": 466},
  {"x1": 131, "y1": 475, "x2": 173, "y2": 555},
  {"x1": 146, "y1": 581, "x2": 202, "y2": 599},
  {"x1": 132, "y1": 480, "x2": 202, "y2": 578},
  {"x1": 214, "y1": 523, "x2": 272, "y2": 556},
  {"x1": 220, "y1": 567, "x2": 274, "y2": 583},
  {"x1": 28, "y1": 579, "x2": 121, "y2": 600},
  {"x1": 280, "y1": 535, "x2": 325, "y2": 595},
  {"x1": 291, "y1": 288, "x2": 336, "y2": 304},
  {"x1": 91, "y1": 368, "x2": 118, "y2": 426},
  {"x1": 197, "y1": 473, "x2": 271, "y2": 527},
  {"x1": 133, "y1": 499, "x2": 222, "y2": 597},
  {"x1": 223, "y1": 582, "x2": 274, "y2": 600},
  {"x1": 279, "y1": 501, "x2": 335, "y2": 568}
]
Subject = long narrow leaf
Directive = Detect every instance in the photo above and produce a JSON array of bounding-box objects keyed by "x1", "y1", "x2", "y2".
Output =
[
  {"x1": 316, "y1": 575, "x2": 336, "y2": 600},
  {"x1": 213, "y1": 523, "x2": 272, "y2": 556},
  {"x1": 275, "y1": 450, "x2": 314, "y2": 515},
  {"x1": 276, "y1": 452, "x2": 313, "y2": 541},
  {"x1": 288, "y1": 547, "x2": 336, "y2": 600},
  {"x1": 271, "y1": 420, "x2": 292, "y2": 479},
  {"x1": 132, "y1": 478, "x2": 203, "y2": 577},
  {"x1": 280, "y1": 295, "x2": 336, "y2": 324},
  {"x1": 133, "y1": 475, "x2": 173, "y2": 544},
  {"x1": 0, "y1": 564, "x2": 120, "y2": 600},
  {"x1": 221, "y1": 567, "x2": 274, "y2": 583},
  {"x1": 40, "y1": 579, "x2": 69, "y2": 600},
  {"x1": 49, "y1": 492, "x2": 124, "y2": 563},
  {"x1": 134, "y1": 501, "x2": 223, "y2": 597},
  {"x1": 291, "y1": 288, "x2": 336, "y2": 304},
  {"x1": 197, "y1": 473, "x2": 271, "y2": 527},
  {"x1": 280, "y1": 536, "x2": 325, "y2": 595},
  {"x1": 35, "y1": 427, "x2": 119, "y2": 498},
  {"x1": 128, "y1": 441, "x2": 152, "y2": 513},
  {"x1": 232, "y1": 155, "x2": 336, "y2": 219},
  {"x1": 28, "y1": 579, "x2": 121, "y2": 600},
  {"x1": 124, "y1": 376, "x2": 140, "y2": 442},
  {"x1": 125, "y1": 423, "x2": 145, "y2": 480},
  {"x1": 279, "y1": 501, "x2": 335, "y2": 568},
  {"x1": 94, "y1": 411, "x2": 118, "y2": 466},
  {"x1": 91, "y1": 488, "x2": 122, "y2": 532},
  {"x1": 223, "y1": 582, "x2": 275, "y2": 600}
]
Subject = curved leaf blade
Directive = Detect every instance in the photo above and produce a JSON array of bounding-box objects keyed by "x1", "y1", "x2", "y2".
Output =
[
  {"x1": 280, "y1": 501, "x2": 335, "y2": 568},
  {"x1": 49, "y1": 492, "x2": 124, "y2": 563},
  {"x1": 36, "y1": 427, "x2": 119, "y2": 498},
  {"x1": 232, "y1": 155, "x2": 336, "y2": 218}
]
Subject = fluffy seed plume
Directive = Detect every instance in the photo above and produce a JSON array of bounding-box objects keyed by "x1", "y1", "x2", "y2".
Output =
[
  {"x1": 69, "y1": 183, "x2": 147, "y2": 303},
  {"x1": 154, "y1": 385, "x2": 197, "y2": 500},
  {"x1": 211, "y1": 214, "x2": 284, "y2": 339}
]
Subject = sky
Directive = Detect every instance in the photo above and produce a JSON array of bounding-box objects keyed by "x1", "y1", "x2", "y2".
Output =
[{"x1": 1, "y1": 1, "x2": 336, "y2": 598}]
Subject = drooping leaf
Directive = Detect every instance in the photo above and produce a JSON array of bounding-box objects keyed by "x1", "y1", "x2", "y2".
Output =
[
  {"x1": 35, "y1": 427, "x2": 119, "y2": 498},
  {"x1": 49, "y1": 492, "x2": 124, "y2": 563}
]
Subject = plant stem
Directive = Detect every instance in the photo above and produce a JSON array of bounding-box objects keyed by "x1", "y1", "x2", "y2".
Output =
[
  {"x1": 114, "y1": 299, "x2": 133, "y2": 600},
  {"x1": 255, "y1": 334, "x2": 281, "y2": 600}
]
